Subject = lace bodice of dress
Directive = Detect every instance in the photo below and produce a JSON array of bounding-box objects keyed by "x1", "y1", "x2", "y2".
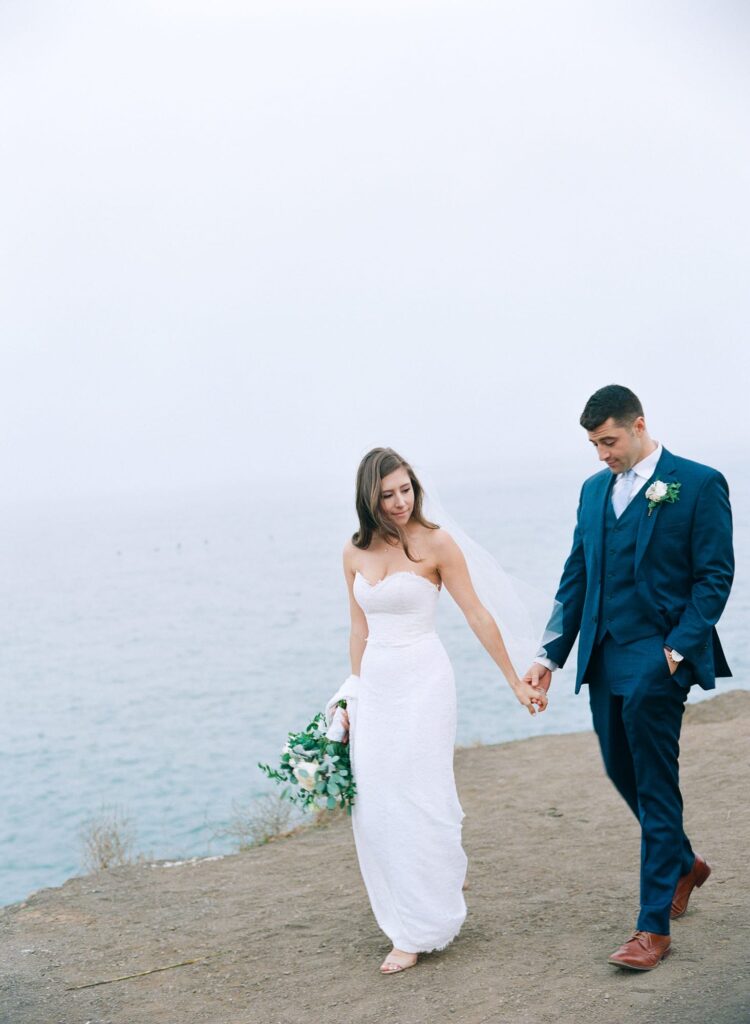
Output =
[{"x1": 354, "y1": 571, "x2": 440, "y2": 647}]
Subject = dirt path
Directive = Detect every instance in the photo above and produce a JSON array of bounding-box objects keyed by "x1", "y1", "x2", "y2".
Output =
[{"x1": 2, "y1": 691, "x2": 748, "y2": 1024}]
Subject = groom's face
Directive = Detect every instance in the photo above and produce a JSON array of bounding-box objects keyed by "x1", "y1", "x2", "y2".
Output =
[{"x1": 587, "y1": 416, "x2": 647, "y2": 474}]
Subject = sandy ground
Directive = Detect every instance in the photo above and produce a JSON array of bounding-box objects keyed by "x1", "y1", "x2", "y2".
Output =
[{"x1": 2, "y1": 690, "x2": 749, "y2": 1024}]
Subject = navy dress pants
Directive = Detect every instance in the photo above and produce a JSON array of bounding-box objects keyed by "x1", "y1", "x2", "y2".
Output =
[{"x1": 586, "y1": 634, "x2": 696, "y2": 935}]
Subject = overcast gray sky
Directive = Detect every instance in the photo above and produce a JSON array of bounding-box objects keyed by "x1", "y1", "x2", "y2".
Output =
[{"x1": 1, "y1": 0, "x2": 749, "y2": 500}]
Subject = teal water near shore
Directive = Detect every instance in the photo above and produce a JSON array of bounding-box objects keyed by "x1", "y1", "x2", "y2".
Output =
[{"x1": 1, "y1": 465, "x2": 747, "y2": 906}]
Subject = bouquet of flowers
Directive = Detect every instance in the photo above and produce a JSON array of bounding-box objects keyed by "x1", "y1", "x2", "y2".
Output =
[{"x1": 258, "y1": 700, "x2": 356, "y2": 814}]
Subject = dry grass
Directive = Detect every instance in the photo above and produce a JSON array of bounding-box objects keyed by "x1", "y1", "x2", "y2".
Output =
[
  {"x1": 79, "y1": 807, "x2": 138, "y2": 873},
  {"x1": 213, "y1": 794, "x2": 297, "y2": 850}
]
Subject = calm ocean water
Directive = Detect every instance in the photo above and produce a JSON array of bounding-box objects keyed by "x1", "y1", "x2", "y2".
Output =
[{"x1": 1, "y1": 466, "x2": 747, "y2": 906}]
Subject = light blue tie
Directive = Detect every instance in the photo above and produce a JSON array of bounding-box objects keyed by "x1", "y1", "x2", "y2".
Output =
[{"x1": 612, "y1": 469, "x2": 636, "y2": 518}]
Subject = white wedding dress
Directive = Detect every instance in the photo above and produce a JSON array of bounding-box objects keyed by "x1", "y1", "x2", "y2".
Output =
[{"x1": 350, "y1": 569, "x2": 467, "y2": 953}]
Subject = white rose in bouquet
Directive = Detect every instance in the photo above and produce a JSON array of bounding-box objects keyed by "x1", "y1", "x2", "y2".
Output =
[
  {"x1": 259, "y1": 708, "x2": 357, "y2": 813},
  {"x1": 293, "y1": 760, "x2": 320, "y2": 791}
]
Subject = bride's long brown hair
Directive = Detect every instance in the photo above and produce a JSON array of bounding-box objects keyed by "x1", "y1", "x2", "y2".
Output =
[{"x1": 352, "y1": 448, "x2": 438, "y2": 562}]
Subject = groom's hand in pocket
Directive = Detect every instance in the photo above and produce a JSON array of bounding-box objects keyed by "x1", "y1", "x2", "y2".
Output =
[
  {"x1": 524, "y1": 663, "x2": 552, "y2": 694},
  {"x1": 663, "y1": 648, "x2": 679, "y2": 675}
]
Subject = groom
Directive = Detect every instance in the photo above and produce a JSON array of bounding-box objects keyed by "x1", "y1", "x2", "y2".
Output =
[{"x1": 529, "y1": 385, "x2": 734, "y2": 970}]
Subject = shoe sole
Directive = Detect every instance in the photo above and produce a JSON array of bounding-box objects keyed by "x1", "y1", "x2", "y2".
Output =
[
  {"x1": 671, "y1": 861, "x2": 712, "y2": 919},
  {"x1": 608, "y1": 946, "x2": 671, "y2": 970}
]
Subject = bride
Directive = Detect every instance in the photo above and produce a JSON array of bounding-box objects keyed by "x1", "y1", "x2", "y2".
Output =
[{"x1": 336, "y1": 447, "x2": 548, "y2": 975}]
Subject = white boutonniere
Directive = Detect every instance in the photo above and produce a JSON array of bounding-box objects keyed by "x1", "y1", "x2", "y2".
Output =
[{"x1": 645, "y1": 480, "x2": 681, "y2": 517}]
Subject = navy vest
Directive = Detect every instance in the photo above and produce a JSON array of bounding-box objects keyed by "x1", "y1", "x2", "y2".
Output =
[{"x1": 596, "y1": 495, "x2": 660, "y2": 645}]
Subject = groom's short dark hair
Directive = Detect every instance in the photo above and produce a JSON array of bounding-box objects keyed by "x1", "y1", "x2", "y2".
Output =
[{"x1": 580, "y1": 385, "x2": 644, "y2": 430}]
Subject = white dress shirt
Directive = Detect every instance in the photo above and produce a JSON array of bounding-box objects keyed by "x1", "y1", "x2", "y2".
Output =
[
  {"x1": 616, "y1": 442, "x2": 662, "y2": 505},
  {"x1": 535, "y1": 443, "x2": 682, "y2": 672}
]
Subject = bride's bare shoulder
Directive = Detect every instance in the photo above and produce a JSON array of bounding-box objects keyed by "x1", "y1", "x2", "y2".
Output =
[{"x1": 421, "y1": 525, "x2": 458, "y2": 557}]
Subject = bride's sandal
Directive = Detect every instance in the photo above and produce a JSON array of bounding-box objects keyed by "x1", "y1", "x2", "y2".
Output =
[{"x1": 379, "y1": 951, "x2": 418, "y2": 975}]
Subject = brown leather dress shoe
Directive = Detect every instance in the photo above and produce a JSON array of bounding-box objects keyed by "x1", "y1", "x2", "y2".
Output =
[
  {"x1": 671, "y1": 854, "x2": 711, "y2": 919},
  {"x1": 608, "y1": 931, "x2": 671, "y2": 970}
]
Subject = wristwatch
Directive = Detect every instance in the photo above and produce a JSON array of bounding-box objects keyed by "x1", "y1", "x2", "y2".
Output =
[{"x1": 665, "y1": 647, "x2": 684, "y2": 664}]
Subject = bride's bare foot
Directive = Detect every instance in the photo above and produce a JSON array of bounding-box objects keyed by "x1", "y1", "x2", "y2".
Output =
[{"x1": 379, "y1": 948, "x2": 418, "y2": 975}]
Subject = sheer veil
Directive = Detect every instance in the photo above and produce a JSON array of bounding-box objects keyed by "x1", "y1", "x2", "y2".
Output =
[{"x1": 418, "y1": 471, "x2": 562, "y2": 676}]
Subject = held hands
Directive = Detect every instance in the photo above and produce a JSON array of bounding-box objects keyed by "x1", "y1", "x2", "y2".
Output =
[
  {"x1": 523, "y1": 663, "x2": 553, "y2": 694},
  {"x1": 513, "y1": 678, "x2": 549, "y2": 716},
  {"x1": 511, "y1": 663, "x2": 553, "y2": 716}
]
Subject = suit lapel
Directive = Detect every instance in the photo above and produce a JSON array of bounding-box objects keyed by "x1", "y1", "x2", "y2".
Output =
[
  {"x1": 590, "y1": 469, "x2": 615, "y2": 581},
  {"x1": 634, "y1": 447, "x2": 678, "y2": 572}
]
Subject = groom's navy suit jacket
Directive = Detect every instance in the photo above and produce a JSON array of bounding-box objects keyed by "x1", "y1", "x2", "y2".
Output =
[{"x1": 543, "y1": 448, "x2": 734, "y2": 693}]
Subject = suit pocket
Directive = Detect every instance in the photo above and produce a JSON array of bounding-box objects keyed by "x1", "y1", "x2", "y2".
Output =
[
  {"x1": 653, "y1": 642, "x2": 674, "y2": 680},
  {"x1": 605, "y1": 634, "x2": 664, "y2": 693},
  {"x1": 631, "y1": 635, "x2": 673, "y2": 685}
]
